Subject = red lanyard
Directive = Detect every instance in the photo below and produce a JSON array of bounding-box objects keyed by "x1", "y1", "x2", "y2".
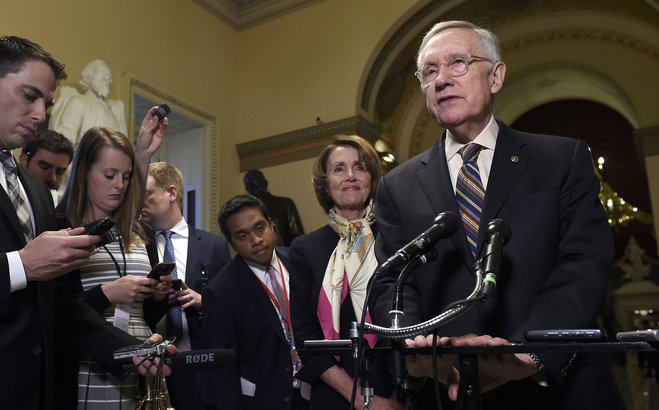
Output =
[{"x1": 259, "y1": 258, "x2": 290, "y2": 327}]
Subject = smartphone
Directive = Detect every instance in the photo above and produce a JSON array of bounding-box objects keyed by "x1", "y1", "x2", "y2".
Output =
[
  {"x1": 113, "y1": 337, "x2": 175, "y2": 361},
  {"x1": 82, "y1": 217, "x2": 117, "y2": 247},
  {"x1": 82, "y1": 217, "x2": 114, "y2": 236},
  {"x1": 147, "y1": 262, "x2": 176, "y2": 281},
  {"x1": 524, "y1": 329, "x2": 605, "y2": 342},
  {"x1": 152, "y1": 103, "x2": 170, "y2": 121},
  {"x1": 172, "y1": 279, "x2": 182, "y2": 291}
]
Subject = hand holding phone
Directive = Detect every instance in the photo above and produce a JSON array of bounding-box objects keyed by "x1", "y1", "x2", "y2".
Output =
[
  {"x1": 147, "y1": 262, "x2": 176, "y2": 281},
  {"x1": 152, "y1": 103, "x2": 170, "y2": 122},
  {"x1": 172, "y1": 279, "x2": 182, "y2": 291},
  {"x1": 81, "y1": 217, "x2": 117, "y2": 247},
  {"x1": 82, "y1": 217, "x2": 114, "y2": 236}
]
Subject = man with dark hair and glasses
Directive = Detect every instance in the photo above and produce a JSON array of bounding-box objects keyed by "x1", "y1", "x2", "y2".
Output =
[
  {"x1": 19, "y1": 129, "x2": 73, "y2": 203},
  {"x1": 370, "y1": 20, "x2": 624, "y2": 409}
]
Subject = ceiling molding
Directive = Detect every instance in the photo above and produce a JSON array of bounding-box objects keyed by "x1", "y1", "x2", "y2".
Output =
[
  {"x1": 236, "y1": 115, "x2": 381, "y2": 171},
  {"x1": 192, "y1": 0, "x2": 326, "y2": 31}
]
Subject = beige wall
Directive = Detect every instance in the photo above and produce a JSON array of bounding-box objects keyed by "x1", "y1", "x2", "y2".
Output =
[
  {"x1": 234, "y1": 0, "x2": 418, "y2": 230},
  {"x1": 1, "y1": 0, "x2": 419, "y2": 234},
  {"x1": 1, "y1": 0, "x2": 242, "y2": 233},
  {"x1": 5, "y1": 1, "x2": 656, "y2": 240},
  {"x1": 234, "y1": 0, "x2": 418, "y2": 140}
]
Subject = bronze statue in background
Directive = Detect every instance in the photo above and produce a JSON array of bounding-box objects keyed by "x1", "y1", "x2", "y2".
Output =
[{"x1": 243, "y1": 169, "x2": 304, "y2": 246}]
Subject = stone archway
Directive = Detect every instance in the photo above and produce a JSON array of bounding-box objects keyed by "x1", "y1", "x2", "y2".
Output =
[{"x1": 358, "y1": 1, "x2": 659, "y2": 162}]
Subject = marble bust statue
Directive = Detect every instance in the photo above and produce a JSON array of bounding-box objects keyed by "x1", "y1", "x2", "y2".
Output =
[{"x1": 49, "y1": 59, "x2": 127, "y2": 146}]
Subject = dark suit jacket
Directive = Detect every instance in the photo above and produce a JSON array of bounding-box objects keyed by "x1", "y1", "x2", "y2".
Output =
[
  {"x1": 289, "y1": 224, "x2": 393, "y2": 409},
  {"x1": 181, "y1": 226, "x2": 231, "y2": 342},
  {"x1": 199, "y1": 247, "x2": 296, "y2": 410},
  {"x1": 144, "y1": 226, "x2": 231, "y2": 339},
  {"x1": 371, "y1": 121, "x2": 624, "y2": 409},
  {"x1": 0, "y1": 162, "x2": 137, "y2": 410},
  {"x1": 153, "y1": 225, "x2": 231, "y2": 410}
]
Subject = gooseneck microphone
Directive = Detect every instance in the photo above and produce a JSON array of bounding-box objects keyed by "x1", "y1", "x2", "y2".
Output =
[
  {"x1": 481, "y1": 219, "x2": 511, "y2": 297},
  {"x1": 378, "y1": 211, "x2": 460, "y2": 274}
]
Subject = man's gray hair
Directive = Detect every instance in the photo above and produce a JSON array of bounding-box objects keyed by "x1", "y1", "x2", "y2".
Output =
[{"x1": 416, "y1": 21, "x2": 501, "y2": 70}]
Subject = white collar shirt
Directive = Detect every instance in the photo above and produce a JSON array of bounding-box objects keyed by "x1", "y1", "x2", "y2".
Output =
[
  {"x1": 445, "y1": 115, "x2": 499, "y2": 192},
  {"x1": 246, "y1": 250, "x2": 291, "y2": 336}
]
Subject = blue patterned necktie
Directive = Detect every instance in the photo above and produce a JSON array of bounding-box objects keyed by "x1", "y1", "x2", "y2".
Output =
[
  {"x1": 161, "y1": 230, "x2": 183, "y2": 340},
  {"x1": 455, "y1": 143, "x2": 485, "y2": 258},
  {"x1": 1, "y1": 151, "x2": 33, "y2": 242}
]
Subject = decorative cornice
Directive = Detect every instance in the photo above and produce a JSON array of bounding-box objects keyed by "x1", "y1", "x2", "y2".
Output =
[
  {"x1": 193, "y1": 0, "x2": 326, "y2": 31},
  {"x1": 236, "y1": 115, "x2": 381, "y2": 171},
  {"x1": 362, "y1": 0, "x2": 659, "y2": 125},
  {"x1": 502, "y1": 31, "x2": 659, "y2": 62}
]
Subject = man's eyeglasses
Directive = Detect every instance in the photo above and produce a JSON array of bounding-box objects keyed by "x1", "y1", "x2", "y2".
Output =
[{"x1": 414, "y1": 55, "x2": 491, "y2": 86}]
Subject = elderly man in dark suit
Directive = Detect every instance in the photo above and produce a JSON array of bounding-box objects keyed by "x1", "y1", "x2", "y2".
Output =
[
  {"x1": 0, "y1": 36, "x2": 171, "y2": 410},
  {"x1": 199, "y1": 195, "x2": 306, "y2": 409},
  {"x1": 141, "y1": 161, "x2": 231, "y2": 410},
  {"x1": 370, "y1": 21, "x2": 624, "y2": 409}
]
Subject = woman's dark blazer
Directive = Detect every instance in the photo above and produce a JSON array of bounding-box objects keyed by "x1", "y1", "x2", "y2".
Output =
[{"x1": 289, "y1": 223, "x2": 391, "y2": 408}]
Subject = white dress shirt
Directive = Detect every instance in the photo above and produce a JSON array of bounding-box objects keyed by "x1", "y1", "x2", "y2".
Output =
[
  {"x1": 445, "y1": 115, "x2": 499, "y2": 192},
  {"x1": 154, "y1": 218, "x2": 193, "y2": 351},
  {"x1": 246, "y1": 250, "x2": 291, "y2": 338}
]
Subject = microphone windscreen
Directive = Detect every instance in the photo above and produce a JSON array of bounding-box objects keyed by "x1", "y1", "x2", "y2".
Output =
[
  {"x1": 433, "y1": 211, "x2": 460, "y2": 239},
  {"x1": 167, "y1": 349, "x2": 236, "y2": 371}
]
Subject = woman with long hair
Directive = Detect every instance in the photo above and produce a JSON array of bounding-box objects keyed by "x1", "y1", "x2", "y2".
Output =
[{"x1": 55, "y1": 107, "x2": 168, "y2": 409}]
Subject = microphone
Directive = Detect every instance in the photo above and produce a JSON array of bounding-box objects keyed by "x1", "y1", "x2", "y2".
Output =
[
  {"x1": 481, "y1": 219, "x2": 511, "y2": 297},
  {"x1": 166, "y1": 349, "x2": 237, "y2": 372},
  {"x1": 378, "y1": 211, "x2": 460, "y2": 273}
]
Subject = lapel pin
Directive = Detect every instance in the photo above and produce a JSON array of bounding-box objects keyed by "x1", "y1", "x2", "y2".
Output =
[{"x1": 510, "y1": 155, "x2": 519, "y2": 163}]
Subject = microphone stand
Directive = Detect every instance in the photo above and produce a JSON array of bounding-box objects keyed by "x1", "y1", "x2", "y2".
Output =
[
  {"x1": 359, "y1": 258, "x2": 488, "y2": 339},
  {"x1": 345, "y1": 217, "x2": 507, "y2": 408},
  {"x1": 352, "y1": 253, "x2": 492, "y2": 409},
  {"x1": 389, "y1": 251, "x2": 437, "y2": 405},
  {"x1": 362, "y1": 219, "x2": 509, "y2": 339},
  {"x1": 349, "y1": 323, "x2": 373, "y2": 409},
  {"x1": 130, "y1": 349, "x2": 170, "y2": 410}
]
